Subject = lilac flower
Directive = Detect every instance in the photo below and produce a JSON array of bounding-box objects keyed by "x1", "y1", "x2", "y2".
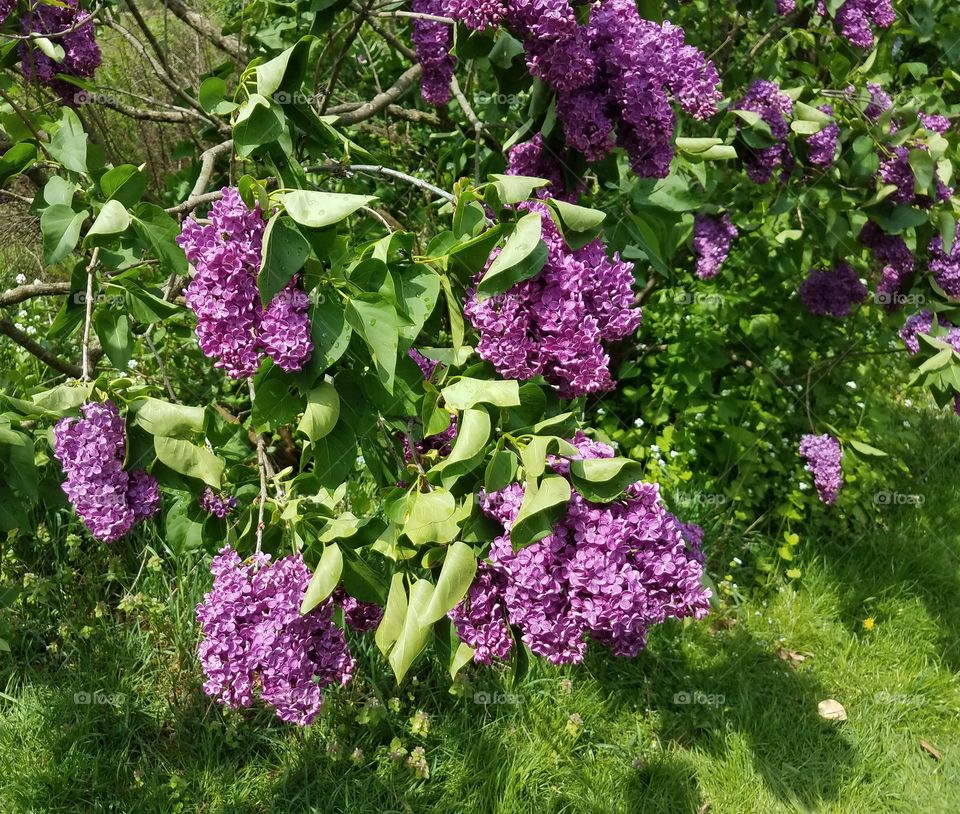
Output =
[
  {"x1": 799, "y1": 263, "x2": 868, "y2": 317},
  {"x1": 440, "y1": 0, "x2": 505, "y2": 30},
  {"x1": 928, "y1": 222, "x2": 960, "y2": 299},
  {"x1": 919, "y1": 114, "x2": 951, "y2": 134},
  {"x1": 451, "y1": 435, "x2": 710, "y2": 664},
  {"x1": 693, "y1": 214, "x2": 738, "y2": 279},
  {"x1": 407, "y1": 348, "x2": 439, "y2": 379},
  {"x1": 53, "y1": 401, "x2": 158, "y2": 542},
  {"x1": 805, "y1": 105, "x2": 839, "y2": 167},
  {"x1": 259, "y1": 280, "x2": 313, "y2": 372},
  {"x1": 200, "y1": 487, "x2": 237, "y2": 519},
  {"x1": 412, "y1": 0, "x2": 454, "y2": 105},
  {"x1": 735, "y1": 80, "x2": 794, "y2": 183},
  {"x1": 464, "y1": 202, "x2": 641, "y2": 397},
  {"x1": 0, "y1": 0, "x2": 14, "y2": 24},
  {"x1": 506, "y1": 134, "x2": 575, "y2": 200},
  {"x1": 799, "y1": 434, "x2": 843, "y2": 505},
  {"x1": 877, "y1": 146, "x2": 952, "y2": 208},
  {"x1": 777, "y1": 0, "x2": 797, "y2": 13},
  {"x1": 830, "y1": 0, "x2": 894, "y2": 48},
  {"x1": 860, "y1": 220, "x2": 915, "y2": 309},
  {"x1": 177, "y1": 188, "x2": 266, "y2": 378},
  {"x1": 899, "y1": 310, "x2": 934, "y2": 355},
  {"x1": 333, "y1": 588, "x2": 383, "y2": 633},
  {"x1": 19, "y1": 0, "x2": 102, "y2": 103},
  {"x1": 196, "y1": 547, "x2": 354, "y2": 725},
  {"x1": 127, "y1": 470, "x2": 161, "y2": 522},
  {"x1": 863, "y1": 82, "x2": 892, "y2": 121}
]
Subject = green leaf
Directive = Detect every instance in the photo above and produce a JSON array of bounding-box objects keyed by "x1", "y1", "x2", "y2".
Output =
[
  {"x1": 133, "y1": 203, "x2": 188, "y2": 275},
  {"x1": 123, "y1": 283, "x2": 180, "y2": 323},
  {"x1": 310, "y1": 421, "x2": 357, "y2": 488},
  {"x1": 569, "y1": 457, "x2": 645, "y2": 502},
  {"x1": 164, "y1": 495, "x2": 206, "y2": 553},
  {"x1": 485, "y1": 447, "x2": 518, "y2": 492},
  {"x1": 476, "y1": 212, "x2": 547, "y2": 300},
  {"x1": 256, "y1": 39, "x2": 310, "y2": 98},
  {"x1": 154, "y1": 436, "x2": 224, "y2": 488},
  {"x1": 847, "y1": 439, "x2": 888, "y2": 457},
  {"x1": 298, "y1": 381, "x2": 340, "y2": 441},
  {"x1": 545, "y1": 198, "x2": 606, "y2": 232},
  {"x1": 487, "y1": 173, "x2": 550, "y2": 207},
  {"x1": 939, "y1": 211, "x2": 956, "y2": 255},
  {"x1": 300, "y1": 543, "x2": 343, "y2": 615},
  {"x1": 510, "y1": 474, "x2": 571, "y2": 550},
  {"x1": 199, "y1": 76, "x2": 237, "y2": 115},
  {"x1": 100, "y1": 165, "x2": 147, "y2": 206},
  {"x1": 281, "y1": 190, "x2": 377, "y2": 228},
  {"x1": 419, "y1": 542, "x2": 477, "y2": 625},
  {"x1": 346, "y1": 296, "x2": 401, "y2": 392},
  {"x1": 259, "y1": 214, "x2": 310, "y2": 305},
  {"x1": 31, "y1": 382, "x2": 93, "y2": 414},
  {"x1": 402, "y1": 489, "x2": 460, "y2": 546},
  {"x1": 94, "y1": 311, "x2": 132, "y2": 369},
  {"x1": 40, "y1": 204, "x2": 87, "y2": 265},
  {"x1": 520, "y1": 435, "x2": 578, "y2": 480},
  {"x1": 85, "y1": 200, "x2": 131, "y2": 244},
  {"x1": 133, "y1": 398, "x2": 204, "y2": 437},
  {"x1": 441, "y1": 377, "x2": 520, "y2": 409},
  {"x1": 375, "y1": 572, "x2": 407, "y2": 654},
  {"x1": 388, "y1": 579, "x2": 435, "y2": 683},
  {"x1": 233, "y1": 94, "x2": 283, "y2": 157},
  {"x1": 0, "y1": 143, "x2": 37, "y2": 187},
  {"x1": 47, "y1": 107, "x2": 87, "y2": 173},
  {"x1": 435, "y1": 408, "x2": 490, "y2": 486}
]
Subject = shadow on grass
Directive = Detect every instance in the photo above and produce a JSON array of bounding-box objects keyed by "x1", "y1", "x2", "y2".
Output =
[{"x1": 585, "y1": 625, "x2": 857, "y2": 812}]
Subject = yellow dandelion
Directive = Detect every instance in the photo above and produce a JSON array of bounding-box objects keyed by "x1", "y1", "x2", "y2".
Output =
[{"x1": 863, "y1": 617, "x2": 875, "y2": 631}]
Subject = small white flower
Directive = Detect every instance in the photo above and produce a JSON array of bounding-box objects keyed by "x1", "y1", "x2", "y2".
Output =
[
  {"x1": 902, "y1": 420, "x2": 911, "y2": 428},
  {"x1": 633, "y1": 417, "x2": 645, "y2": 428},
  {"x1": 799, "y1": 482, "x2": 809, "y2": 490},
  {"x1": 650, "y1": 444, "x2": 660, "y2": 453},
  {"x1": 904, "y1": 399, "x2": 912, "y2": 408},
  {"x1": 733, "y1": 557, "x2": 743, "y2": 566},
  {"x1": 126, "y1": 359, "x2": 138, "y2": 369},
  {"x1": 25, "y1": 325, "x2": 36, "y2": 336},
  {"x1": 856, "y1": 401, "x2": 865, "y2": 409},
  {"x1": 846, "y1": 381, "x2": 857, "y2": 389},
  {"x1": 596, "y1": 407, "x2": 606, "y2": 417},
  {"x1": 15, "y1": 273, "x2": 26, "y2": 285},
  {"x1": 17, "y1": 309, "x2": 27, "y2": 319},
  {"x1": 669, "y1": 450, "x2": 679, "y2": 459}
]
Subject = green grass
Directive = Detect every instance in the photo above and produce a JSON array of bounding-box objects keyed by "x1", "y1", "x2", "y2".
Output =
[{"x1": 2, "y1": 412, "x2": 960, "y2": 813}]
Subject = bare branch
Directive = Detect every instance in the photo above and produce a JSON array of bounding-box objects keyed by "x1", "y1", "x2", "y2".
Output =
[
  {"x1": 331, "y1": 65, "x2": 422, "y2": 125},
  {"x1": 80, "y1": 248, "x2": 100, "y2": 381},
  {"x1": 0, "y1": 282, "x2": 71, "y2": 307},
  {"x1": 0, "y1": 319, "x2": 82, "y2": 378},
  {"x1": 155, "y1": 0, "x2": 242, "y2": 59},
  {"x1": 305, "y1": 161, "x2": 454, "y2": 202}
]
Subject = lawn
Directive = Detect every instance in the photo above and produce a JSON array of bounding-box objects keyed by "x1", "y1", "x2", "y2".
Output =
[{"x1": 1, "y1": 407, "x2": 959, "y2": 814}]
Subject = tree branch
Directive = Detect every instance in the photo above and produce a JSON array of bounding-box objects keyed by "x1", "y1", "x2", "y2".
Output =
[
  {"x1": 331, "y1": 65, "x2": 422, "y2": 126},
  {"x1": 0, "y1": 319, "x2": 82, "y2": 378},
  {"x1": 155, "y1": 0, "x2": 242, "y2": 59},
  {"x1": 0, "y1": 282, "x2": 71, "y2": 307}
]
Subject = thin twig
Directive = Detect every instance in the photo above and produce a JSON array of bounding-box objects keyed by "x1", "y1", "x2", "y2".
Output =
[
  {"x1": 80, "y1": 248, "x2": 100, "y2": 381},
  {"x1": 249, "y1": 378, "x2": 268, "y2": 556},
  {"x1": 305, "y1": 161, "x2": 454, "y2": 202}
]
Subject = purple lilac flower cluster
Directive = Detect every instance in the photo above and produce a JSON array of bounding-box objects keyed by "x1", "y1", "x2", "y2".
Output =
[
  {"x1": 798, "y1": 263, "x2": 868, "y2": 317},
  {"x1": 333, "y1": 587, "x2": 384, "y2": 633},
  {"x1": 53, "y1": 401, "x2": 160, "y2": 542},
  {"x1": 805, "y1": 105, "x2": 839, "y2": 167},
  {"x1": 896, "y1": 311, "x2": 960, "y2": 356},
  {"x1": 799, "y1": 434, "x2": 843, "y2": 505},
  {"x1": 0, "y1": 0, "x2": 14, "y2": 24},
  {"x1": 877, "y1": 146, "x2": 953, "y2": 208},
  {"x1": 421, "y1": 0, "x2": 720, "y2": 178},
  {"x1": 196, "y1": 546, "x2": 355, "y2": 725},
  {"x1": 449, "y1": 435, "x2": 711, "y2": 665},
  {"x1": 692, "y1": 214, "x2": 738, "y2": 279},
  {"x1": 776, "y1": 0, "x2": 797, "y2": 13},
  {"x1": 464, "y1": 202, "x2": 641, "y2": 397},
  {"x1": 411, "y1": 0, "x2": 454, "y2": 105},
  {"x1": 928, "y1": 221, "x2": 960, "y2": 299},
  {"x1": 506, "y1": 134, "x2": 577, "y2": 201},
  {"x1": 18, "y1": 0, "x2": 102, "y2": 103},
  {"x1": 734, "y1": 80, "x2": 794, "y2": 183},
  {"x1": 832, "y1": 0, "x2": 895, "y2": 49},
  {"x1": 176, "y1": 188, "x2": 313, "y2": 377},
  {"x1": 859, "y1": 220, "x2": 915, "y2": 309},
  {"x1": 862, "y1": 82, "x2": 892, "y2": 120},
  {"x1": 919, "y1": 114, "x2": 951, "y2": 135},
  {"x1": 200, "y1": 487, "x2": 237, "y2": 519}
]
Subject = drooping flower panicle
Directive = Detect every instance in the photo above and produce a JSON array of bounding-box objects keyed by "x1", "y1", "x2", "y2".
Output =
[{"x1": 799, "y1": 433, "x2": 844, "y2": 505}]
